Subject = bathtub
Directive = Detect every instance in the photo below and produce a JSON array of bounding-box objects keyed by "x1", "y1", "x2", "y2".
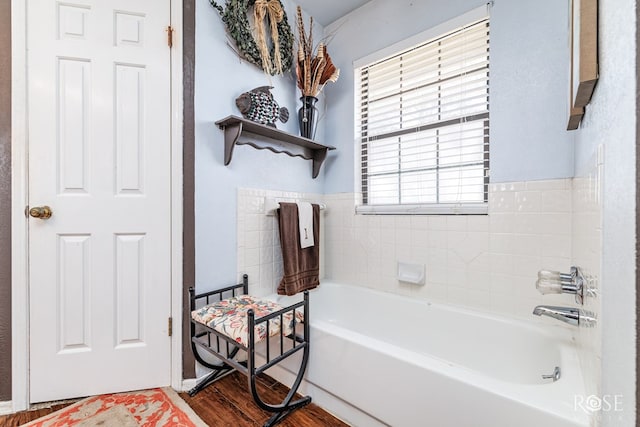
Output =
[{"x1": 268, "y1": 281, "x2": 589, "y2": 427}]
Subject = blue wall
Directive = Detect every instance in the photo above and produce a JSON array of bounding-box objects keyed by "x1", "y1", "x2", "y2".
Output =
[
  {"x1": 572, "y1": 0, "x2": 637, "y2": 423},
  {"x1": 195, "y1": 0, "x2": 577, "y2": 287},
  {"x1": 322, "y1": 0, "x2": 575, "y2": 193},
  {"x1": 195, "y1": 0, "x2": 325, "y2": 288},
  {"x1": 490, "y1": 0, "x2": 574, "y2": 182}
]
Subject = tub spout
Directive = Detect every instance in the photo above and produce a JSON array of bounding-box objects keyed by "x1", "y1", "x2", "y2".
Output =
[{"x1": 532, "y1": 305, "x2": 596, "y2": 327}]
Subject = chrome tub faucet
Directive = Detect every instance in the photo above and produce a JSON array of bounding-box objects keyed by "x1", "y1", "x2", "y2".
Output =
[{"x1": 532, "y1": 305, "x2": 597, "y2": 327}]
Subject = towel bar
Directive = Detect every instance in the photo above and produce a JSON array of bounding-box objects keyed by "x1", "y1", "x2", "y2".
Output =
[{"x1": 264, "y1": 198, "x2": 326, "y2": 216}]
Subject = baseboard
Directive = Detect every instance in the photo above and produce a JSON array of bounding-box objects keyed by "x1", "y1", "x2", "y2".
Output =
[
  {"x1": 181, "y1": 378, "x2": 197, "y2": 392},
  {"x1": 181, "y1": 368, "x2": 234, "y2": 393},
  {"x1": 0, "y1": 401, "x2": 13, "y2": 415}
]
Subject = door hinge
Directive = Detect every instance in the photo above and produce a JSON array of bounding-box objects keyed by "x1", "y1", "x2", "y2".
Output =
[
  {"x1": 168, "y1": 317, "x2": 173, "y2": 337},
  {"x1": 166, "y1": 25, "x2": 174, "y2": 48}
]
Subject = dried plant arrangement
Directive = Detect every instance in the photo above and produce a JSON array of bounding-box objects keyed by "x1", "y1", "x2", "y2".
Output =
[
  {"x1": 295, "y1": 6, "x2": 340, "y2": 97},
  {"x1": 209, "y1": 0, "x2": 294, "y2": 76}
]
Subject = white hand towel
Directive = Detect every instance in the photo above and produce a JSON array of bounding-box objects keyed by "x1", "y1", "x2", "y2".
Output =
[{"x1": 296, "y1": 202, "x2": 314, "y2": 249}]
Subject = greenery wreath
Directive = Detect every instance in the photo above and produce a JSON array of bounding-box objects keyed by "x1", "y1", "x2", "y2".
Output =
[{"x1": 209, "y1": 0, "x2": 294, "y2": 76}]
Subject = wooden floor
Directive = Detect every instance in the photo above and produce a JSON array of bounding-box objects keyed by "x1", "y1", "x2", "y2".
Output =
[
  {"x1": 0, "y1": 372, "x2": 349, "y2": 427},
  {"x1": 180, "y1": 372, "x2": 349, "y2": 426},
  {"x1": 0, "y1": 402, "x2": 77, "y2": 427}
]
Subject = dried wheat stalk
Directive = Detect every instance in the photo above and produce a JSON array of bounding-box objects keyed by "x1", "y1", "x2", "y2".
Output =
[{"x1": 295, "y1": 7, "x2": 339, "y2": 97}]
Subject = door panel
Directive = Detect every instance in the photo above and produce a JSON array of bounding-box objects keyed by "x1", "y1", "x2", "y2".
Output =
[{"x1": 28, "y1": 0, "x2": 172, "y2": 402}]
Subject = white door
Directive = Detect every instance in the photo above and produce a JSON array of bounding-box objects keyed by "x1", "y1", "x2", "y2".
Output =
[{"x1": 28, "y1": 0, "x2": 173, "y2": 402}]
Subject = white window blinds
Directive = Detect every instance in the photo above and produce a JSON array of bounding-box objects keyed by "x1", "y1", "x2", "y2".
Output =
[{"x1": 357, "y1": 17, "x2": 490, "y2": 215}]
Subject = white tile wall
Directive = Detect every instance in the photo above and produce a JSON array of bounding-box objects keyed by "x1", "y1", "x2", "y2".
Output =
[
  {"x1": 237, "y1": 188, "x2": 325, "y2": 296},
  {"x1": 237, "y1": 179, "x2": 600, "y2": 321},
  {"x1": 572, "y1": 155, "x2": 603, "y2": 423},
  {"x1": 323, "y1": 179, "x2": 575, "y2": 320}
]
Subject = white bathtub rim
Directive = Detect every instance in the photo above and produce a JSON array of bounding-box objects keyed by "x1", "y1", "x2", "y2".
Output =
[
  {"x1": 268, "y1": 281, "x2": 577, "y2": 343},
  {"x1": 267, "y1": 282, "x2": 583, "y2": 393},
  {"x1": 312, "y1": 281, "x2": 575, "y2": 337},
  {"x1": 268, "y1": 281, "x2": 581, "y2": 389}
]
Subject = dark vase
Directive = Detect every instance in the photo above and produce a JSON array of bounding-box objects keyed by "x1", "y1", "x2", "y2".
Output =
[{"x1": 298, "y1": 96, "x2": 319, "y2": 139}]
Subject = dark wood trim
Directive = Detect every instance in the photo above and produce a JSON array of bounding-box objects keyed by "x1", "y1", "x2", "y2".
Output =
[
  {"x1": 182, "y1": 0, "x2": 196, "y2": 379},
  {"x1": 636, "y1": 0, "x2": 640, "y2": 418},
  {"x1": 0, "y1": 0, "x2": 12, "y2": 402},
  {"x1": 571, "y1": 0, "x2": 598, "y2": 108}
]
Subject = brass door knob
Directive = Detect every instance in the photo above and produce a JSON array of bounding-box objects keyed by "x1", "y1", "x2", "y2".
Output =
[{"x1": 29, "y1": 206, "x2": 52, "y2": 220}]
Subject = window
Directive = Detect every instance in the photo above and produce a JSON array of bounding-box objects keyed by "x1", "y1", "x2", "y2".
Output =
[{"x1": 356, "y1": 14, "x2": 490, "y2": 215}]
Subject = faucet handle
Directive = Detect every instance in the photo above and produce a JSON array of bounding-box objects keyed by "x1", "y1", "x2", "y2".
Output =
[
  {"x1": 536, "y1": 278, "x2": 563, "y2": 294},
  {"x1": 538, "y1": 269, "x2": 573, "y2": 283},
  {"x1": 536, "y1": 266, "x2": 587, "y2": 304}
]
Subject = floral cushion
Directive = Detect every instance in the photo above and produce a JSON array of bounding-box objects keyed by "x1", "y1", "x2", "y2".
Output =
[{"x1": 191, "y1": 295, "x2": 304, "y2": 347}]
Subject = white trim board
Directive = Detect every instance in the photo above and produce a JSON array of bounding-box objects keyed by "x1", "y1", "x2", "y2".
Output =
[
  {"x1": 0, "y1": 401, "x2": 13, "y2": 416},
  {"x1": 169, "y1": 0, "x2": 185, "y2": 393},
  {"x1": 181, "y1": 379, "x2": 197, "y2": 392},
  {"x1": 11, "y1": 0, "x2": 29, "y2": 412}
]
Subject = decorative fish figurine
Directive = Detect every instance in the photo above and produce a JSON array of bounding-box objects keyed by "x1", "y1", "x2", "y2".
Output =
[{"x1": 235, "y1": 86, "x2": 289, "y2": 128}]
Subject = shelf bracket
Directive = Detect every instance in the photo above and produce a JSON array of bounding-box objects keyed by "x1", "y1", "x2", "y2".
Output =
[
  {"x1": 312, "y1": 148, "x2": 329, "y2": 179},
  {"x1": 223, "y1": 121, "x2": 243, "y2": 165}
]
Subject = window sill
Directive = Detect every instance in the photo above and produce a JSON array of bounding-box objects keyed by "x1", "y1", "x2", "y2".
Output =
[{"x1": 355, "y1": 203, "x2": 488, "y2": 215}]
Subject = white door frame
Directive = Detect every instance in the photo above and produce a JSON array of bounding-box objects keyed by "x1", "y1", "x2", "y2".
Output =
[
  {"x1": 169, "y1": 0, "x2": 185, "y2": 399},
  {"x1": 10, "y1": 0, "x2": 184, "y2": 412}
]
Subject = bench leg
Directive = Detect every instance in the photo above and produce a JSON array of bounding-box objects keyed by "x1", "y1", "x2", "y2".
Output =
[
  {"x1": 248, "y1": 342, "x2": 312, "y2": 426},
  {"x1": 188, "y1": 364, "x2": 236, "y2": 397},
  {"x1": 263, "y1": 396, "x2": 312, "y2": 427},
  {"x1": 189, "y1": 346, "x2": 241, "y2": 397}
]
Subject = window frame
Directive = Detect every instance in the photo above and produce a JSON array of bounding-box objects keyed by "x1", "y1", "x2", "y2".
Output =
[{"x1": 354, "y1": 5, "x2": 491, "y2": 215}]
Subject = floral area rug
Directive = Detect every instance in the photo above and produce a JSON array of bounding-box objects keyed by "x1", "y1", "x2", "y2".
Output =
[{"x1": 24, "y1": 388, "x2": 207, "y2": 427}]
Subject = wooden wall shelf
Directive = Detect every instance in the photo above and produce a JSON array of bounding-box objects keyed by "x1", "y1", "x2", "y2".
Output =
[{"x1": 215, "y1": 116, "x2": 336, "y2": 179}]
